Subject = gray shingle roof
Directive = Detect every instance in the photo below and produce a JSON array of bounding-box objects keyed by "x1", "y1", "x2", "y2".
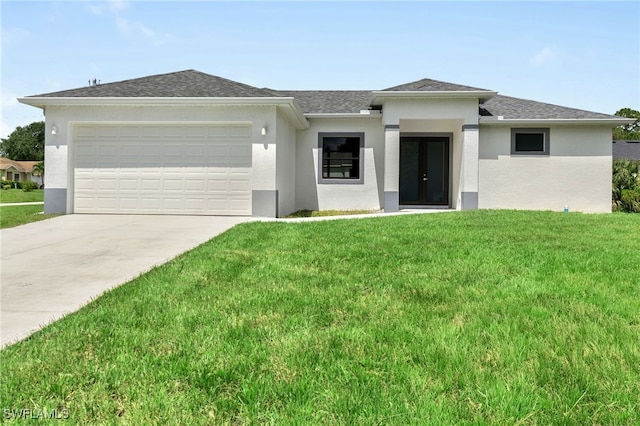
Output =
[
  {"x1": 274, "y1": 90, "x2": 371, "y2": 114},
  {"x1": 383, "y1": 78, "x2": 490, "y2": 92},
  {"x1": 30, "y1": 70, "x2": 279, "y2": 98},
  {"x1": 26, "y1": 69, "x2": 622, "y2": 120},
  {"x1": 612, "y1": 140, "x2": 640, "y2": 161},
  {"x1": 480, "y1": 95, "x2": 615, "y2": 120}
]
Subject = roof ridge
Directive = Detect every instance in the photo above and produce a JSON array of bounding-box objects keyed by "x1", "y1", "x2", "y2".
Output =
[{"x1": 383, "y1": 77, "x2": 492, "y2": 92}]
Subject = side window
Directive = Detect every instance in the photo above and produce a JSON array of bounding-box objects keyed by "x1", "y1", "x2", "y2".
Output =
[
  {"x1": 511, "y1": 128, "x2": 550, "y2": 155},
  {"x1": 318, "y1": 133, "x2": 364, "y2": 184}
]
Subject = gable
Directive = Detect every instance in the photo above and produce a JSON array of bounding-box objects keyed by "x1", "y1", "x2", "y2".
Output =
[{"x1": 383, "y1": 78, "x2": 490, "y2": 92}]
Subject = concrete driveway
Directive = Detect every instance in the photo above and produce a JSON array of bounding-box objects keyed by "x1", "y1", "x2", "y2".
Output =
[{"x1": 0, "y1": 214, "x2": 252, "y2": 348}]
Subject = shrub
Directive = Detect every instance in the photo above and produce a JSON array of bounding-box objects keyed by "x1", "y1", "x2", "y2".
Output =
[
  {"x1": 1, "y1": 180, "x2": 21, "y2": 189},
  {"x1": 620, "y1": 189, "x2": 640, "y2": 213},
  {"x1": 612, "y1": 159, "x2": 640, "y2": 212},
  {"x1": 21, "y1": 181, "x2": 38, "y2": 192}
]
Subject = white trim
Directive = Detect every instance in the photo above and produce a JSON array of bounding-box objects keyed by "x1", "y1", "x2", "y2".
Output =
[
  {"x1": 370, "y1": 90, "x2": 497, "y2": 105},
  {"x1": 480, "y1": 117, "x2": 633, "y2": 126},
  {"x1": 18, "y1": 96, "x2": 310, "y2": 130},
  {"x1": 18, "y1": 96, "x2": 295, "y2": 106},
  {"x1": 304, "y1": 112, "x2": 382, "y2": 119}
]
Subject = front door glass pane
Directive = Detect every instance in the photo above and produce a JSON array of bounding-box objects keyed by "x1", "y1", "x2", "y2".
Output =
[
  {"x1": 425, "y1": 141, "x2": 446, "y2": 203},
  {"x1": 400, "y1": 139, "x2": 419, "y2": 203}
]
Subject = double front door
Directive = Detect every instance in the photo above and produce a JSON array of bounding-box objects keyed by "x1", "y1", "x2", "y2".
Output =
[{"x1": 399, "y1": 136, "x2": 450, "y2": 206}]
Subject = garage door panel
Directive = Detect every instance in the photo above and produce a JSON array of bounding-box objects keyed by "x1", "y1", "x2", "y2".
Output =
[
  {"x1": 163, "y1": 180, "x2": 183, "y2": 191},
  {"x1": 97, "y1": 178, "x2": 118, "y2": 190},
  {"x1": 119, "y1": 183, "x2": 139, "y2": 191},
  {"x1": 74, "y1": 123, "x2": 252, "y2": 215},
  {"x1": 229, "y1": 178, "x2": 251, "y2": 192}
]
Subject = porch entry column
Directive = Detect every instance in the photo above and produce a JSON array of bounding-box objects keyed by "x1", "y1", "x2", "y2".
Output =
[
  {"x1": 383, "y1": 124, "x2": 400, "y2": 212},
  {"x1": 460, "y1": 124, "x2": 479, "y2": 210}
]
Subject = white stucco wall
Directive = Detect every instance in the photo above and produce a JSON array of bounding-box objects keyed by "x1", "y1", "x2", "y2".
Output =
[
  {"x1": 295, "y1": 117, "x2": 384, "y2": 211},
  {"x1": 383, "y1": 98, "x2": 479, "y2": 126},
  {"x1": 478, "y1": 125, "x2": 613, "y2": 213},
  {"x1": 43, "y1": 104, "x2": 279, "y2": 213},
  {"x1": 275, "y1": 111, "x2": 297, "y2": 216}
]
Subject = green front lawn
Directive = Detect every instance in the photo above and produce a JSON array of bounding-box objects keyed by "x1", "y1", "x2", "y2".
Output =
[
  {"x1": 0, "y1": 204, "x2": 58, "y2": 228},
  {"x1": 0, "y1": 188, "x2": 44, "y2": 203},
  {"x1": 1, "y1": 211, "x2": 639, "y2": 424}
]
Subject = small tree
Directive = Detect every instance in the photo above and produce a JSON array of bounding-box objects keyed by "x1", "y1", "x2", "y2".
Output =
[
  {"x1": 613, "y1": 108, "x2": 640, "y2": 140},
  {"x1": 32, "y1": 161, "x2": 45, "y2": 188}
]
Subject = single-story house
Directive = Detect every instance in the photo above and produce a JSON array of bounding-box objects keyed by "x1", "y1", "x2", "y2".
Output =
[
  {"x1": 0, "y1": 158, "x2": 42, "y2": 186},
  {"x1": 19, "y1": 70, "x2": 632, "y2": 216},
  {"x1": 612, "y1": 140, "x2": 640, "y2": 161}
]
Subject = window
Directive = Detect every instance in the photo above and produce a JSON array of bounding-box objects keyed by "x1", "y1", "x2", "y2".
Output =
[
  {"x1": 511, "y1": 128, "x2": 550, "y2": 155},
  {"x1": 14, "y1": 173, "x2": 20, "y2": 181},
  {"x1": 318, "y1": 132, "x2": 364, "y2": 183}
]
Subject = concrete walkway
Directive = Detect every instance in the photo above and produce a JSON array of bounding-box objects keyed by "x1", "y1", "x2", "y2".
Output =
[
  {"x1": 0, "y1": 201, "x2": 44, "y2": 207},
  {"x1": 0, "y1": 215, "x2": 251, "y2": 347}
]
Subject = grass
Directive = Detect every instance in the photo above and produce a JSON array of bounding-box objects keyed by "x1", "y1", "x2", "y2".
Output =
[
  {"x1": 0, "y1": 188, "x2": 44, "y2": 203},
  {"x1": 0, "y1": 204, "x2": 58, "y2": 229},
  {"x1": 1, "y1": 210, "x2": 639, "y2": 424},
  {"x1": 285, "y1": 209, "x2": 377, "y2": 218}
]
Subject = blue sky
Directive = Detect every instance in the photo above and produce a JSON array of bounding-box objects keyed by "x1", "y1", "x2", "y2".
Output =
[{"x1": 2, "y1": 1, "x2": 639, "y2": 138}]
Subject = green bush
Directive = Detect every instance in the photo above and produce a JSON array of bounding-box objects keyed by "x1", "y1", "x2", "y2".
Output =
[
  {"x1": 620, "y1": 189, "x2": 640, "y2": 213},
  {"x1": 21, "y1": 181, "x2": 38, "y2": 192},
  {"x1": 1, "y1": 180, "x2": 21, "y2": 189},
  {"x1": 612, "y1": 159, "x2": 640, "y2": 212}
]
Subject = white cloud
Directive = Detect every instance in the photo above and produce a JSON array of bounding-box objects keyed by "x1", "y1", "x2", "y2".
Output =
[
  {"x1": 530, "y1": 47, "x2": 556, "y2": 66},
  {"x1": 87, "y1": 0, "x2": 130, "y2": 15},
  {"x1": 88, "y1": 1, "x2": 170, "y2": 46},
  {"x1": 1, "y1": 27, "x2": 30, "y2": 46}
]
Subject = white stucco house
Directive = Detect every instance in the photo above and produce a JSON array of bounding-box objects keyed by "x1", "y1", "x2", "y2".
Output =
[{"x1": 18, "y1": 70, "x2": 631, "y2": 217}]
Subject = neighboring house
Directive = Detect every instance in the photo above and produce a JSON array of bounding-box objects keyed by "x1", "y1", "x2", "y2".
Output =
[
  {"x1": 18, "y1": 70, "x2": 632, "y2": 216},
  {"x1": 0, "y1": 158, "x2": 42, "y2": 187},
  {"x1": 612, "y1": 140, "x2": 640, "y2": 161}
]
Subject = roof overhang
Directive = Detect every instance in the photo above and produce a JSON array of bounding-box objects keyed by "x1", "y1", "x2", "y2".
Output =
[
  {"x1": 18, "y1": 96, "x2": 310, "y2": 129},
  {"x1": 479, "y1": 117, "x2": 635, "y2": 127},
  {"x1": 303, "y1": 111, "x2": 383, "y2": 119},
  {"x1": 370, "y1": 90, "x2": 498, "y2": 105}
]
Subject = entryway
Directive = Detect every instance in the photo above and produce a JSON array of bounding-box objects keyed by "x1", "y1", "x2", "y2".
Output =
[{"x1": 399, "y1": 136, "x2": 450, "y2": 206}]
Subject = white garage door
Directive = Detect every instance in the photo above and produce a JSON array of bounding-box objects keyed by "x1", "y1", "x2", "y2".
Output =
[{"x1": 74, "y1": 123, "x2": 252, "y2": 215}]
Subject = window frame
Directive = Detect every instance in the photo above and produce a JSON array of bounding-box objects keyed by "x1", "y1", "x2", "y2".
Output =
[
  {"x1": 318, "y1": 132, "x2": 365, "y2": 184},
  {"x1": 510, "y1": 128, "x2": 550, "y2": 156}
]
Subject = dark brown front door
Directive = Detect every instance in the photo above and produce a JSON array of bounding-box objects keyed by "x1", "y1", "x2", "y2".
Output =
[{"x1": 399, "y1": 136, "x2": 450, "y2": 205}]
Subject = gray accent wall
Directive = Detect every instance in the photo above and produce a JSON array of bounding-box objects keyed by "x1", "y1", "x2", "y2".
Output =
[
  {"x1": 461, "y1": 192, "x2": 478, "y2": 210},
  {"x1": 252, "y1": 190, "x2": 279, "y2": 217},
  {"x1": 44, "y1": 188, "x2": 67, "y2": 214},
  {"x1": 384, "y1": 191, "x2": 399, "y2": 212}
]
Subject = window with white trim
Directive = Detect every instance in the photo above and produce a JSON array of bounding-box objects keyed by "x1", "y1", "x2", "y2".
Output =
[{"x1": 511, "y1": 128, "x2": 550, "y2": 155}]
